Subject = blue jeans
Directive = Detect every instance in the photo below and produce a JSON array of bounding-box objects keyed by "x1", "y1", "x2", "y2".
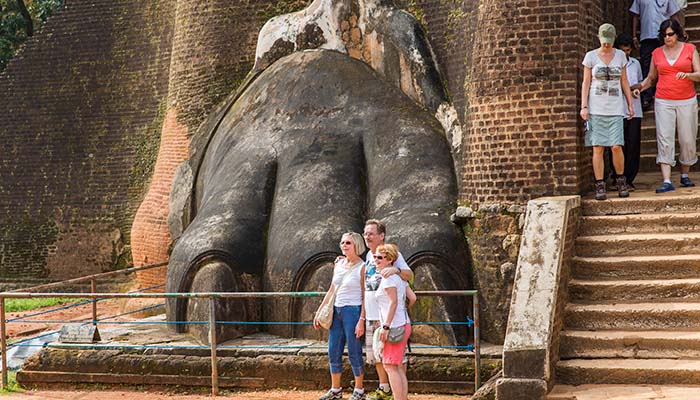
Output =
[{"x1": 328, "y1": 305, "x2": 364, "y2": 376}]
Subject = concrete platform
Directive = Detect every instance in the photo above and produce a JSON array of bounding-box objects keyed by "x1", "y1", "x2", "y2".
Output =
[
  {"x1": 549, "y1": 384, "x2": 700, "y2": 400},
  {"x1": 16, "y1": 314, "x2": 502, "y2": 394}
]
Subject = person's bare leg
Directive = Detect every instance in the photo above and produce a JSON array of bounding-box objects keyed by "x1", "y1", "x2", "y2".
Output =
[
  {"x1": 384, "y1": 364, "x2": 407, "y2": 400},
  {"x1": 376, "y1": 363, "x2": 390, "y2": 385},
  {"x1": 611, "y1": 145, "x2": 625, "y2": 175},
  {"x1": 354, "y1": 373, "x2": 364, "y2": 391},
  {"x1": 592, "y1": 146, "x2": 605, "y2": 180},
  {"x1": 661, "y1": 163, "x2": 672, "y2": 182},
  {"x1": 331, "y1": 372, "x2": 341, "y2": 390},
  {"x1": 682, "y1": 164, "x2": 691, "y2": 175}
]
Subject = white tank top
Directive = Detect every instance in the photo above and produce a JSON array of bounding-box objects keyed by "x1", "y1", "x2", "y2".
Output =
[{"x1": 332, "y1": 259, "x2": 364, "y2": 307}]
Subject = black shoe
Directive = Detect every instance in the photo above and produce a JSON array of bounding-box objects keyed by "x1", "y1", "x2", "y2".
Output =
[
  {"x1": 595, "y1": 180, "x2": 607, "y2": 200},
  {"x1": 680, "y1": 176, "x2": 695, "y2": 187},
  {"x1": 616, "y1": 176, "x2": 630, "y2": 198},
  {"x1": 656, "y1": 182, "x2": 676, "y2": 193}
]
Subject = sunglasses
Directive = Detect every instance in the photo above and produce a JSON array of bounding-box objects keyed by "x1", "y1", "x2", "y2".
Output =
[
  {"x1": 339, "y1": 240, "x2": 353, "y2": 246},
  {"x1": 375, "y1": 255, "x2": 385, "y2": 260},
  {"x1": 664, "y1": 31, "x2": 677, "y2": 37}
]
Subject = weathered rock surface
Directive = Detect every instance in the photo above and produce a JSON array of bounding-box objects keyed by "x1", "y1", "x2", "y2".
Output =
[{"x1": 165, "y1": 49, "x2": 469, "y2": 344}]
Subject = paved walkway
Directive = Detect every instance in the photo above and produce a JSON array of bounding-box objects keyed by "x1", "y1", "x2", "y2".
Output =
[
  {"x1": 549, "y1": 384, "x2": 700, "y2": 400},
  {"x1": 4, "y1": 389, "x2": 467, "y2": 399}
]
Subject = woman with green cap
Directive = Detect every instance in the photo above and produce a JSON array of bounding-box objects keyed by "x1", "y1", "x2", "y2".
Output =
[{"x1": 581, "y1": 23, "x2": 636, "y2": 200}]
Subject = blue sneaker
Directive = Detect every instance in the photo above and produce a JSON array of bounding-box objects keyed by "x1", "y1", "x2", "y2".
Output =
[
  {"x1": 680, "y1": 176, "x2": 695, "y2": 187},
  {"x1": 656, "y1": 182, "x2": 676, "y2": 193}
]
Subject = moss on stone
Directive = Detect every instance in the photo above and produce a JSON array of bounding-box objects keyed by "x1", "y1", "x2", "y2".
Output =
[{"x1": 259, "y1": 0, "x2": 312, "y2": 22}]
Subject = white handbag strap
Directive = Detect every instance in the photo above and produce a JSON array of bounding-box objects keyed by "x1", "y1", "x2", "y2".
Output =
[{"x1": 331, "y1": 260, "x2": 362, "y2": 298}]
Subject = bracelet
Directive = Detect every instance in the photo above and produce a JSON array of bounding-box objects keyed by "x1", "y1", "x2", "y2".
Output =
[
  {"x1": 359, "y1": 316, "x2": 365, "y2": 321},
  {"x1": 382, "y1": 325, "x2": 390, "y2": 330}
]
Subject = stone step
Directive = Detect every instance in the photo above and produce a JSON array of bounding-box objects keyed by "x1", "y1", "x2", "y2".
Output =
[
  {"x1": 565, "y1": 302, "x2": 700, "y2": 330},
  {"x1": 581, "y1": 192, "x2": 700, "y2": 216},
  {"x1": 687, "y1": 12, "x2": 700, "y2": 27},
  {"x1": 572, "y1": 254, "x2": 700, "y2": 281},
  {"x1": 640, "y1": 123, "x2": 700, "y2": 138},
  {"x1": 569, "y1": 278, "x2": 700, "y2": 302},
  {"x1": 639, "y1": 138, "x2": 700, "y2": 155},
  {"x1": 575, "y1": 232, "x2": 700, "y2": 257},
  {"x1": 556, "y1": 358, "x2": 700, "y2": 385},
  {"x1": 559, "y1": 330, "x2": 700, "y2": 360},
  {"x1": 689, "y1": 0, "x2": 700, "y2": 13},
  {"x1": 548, "y1": 384, "x2": 700, "y2": 400},
  {"x1": 578, "y1": 212, "x2": 700, "y2": 236}
]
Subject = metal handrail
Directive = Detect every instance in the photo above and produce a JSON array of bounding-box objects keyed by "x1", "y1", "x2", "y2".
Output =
[
  {"x1": 10, "y1": 262, "x2": 168, "y2": 293},
  {"x1": 0, "y1": 289, "x2": 480, "y2": 395}
]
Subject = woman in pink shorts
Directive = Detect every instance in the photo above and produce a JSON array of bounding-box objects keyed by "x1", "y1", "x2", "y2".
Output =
[{"x1": 374, "y1": 244, "x2": 411, "y2": 400}]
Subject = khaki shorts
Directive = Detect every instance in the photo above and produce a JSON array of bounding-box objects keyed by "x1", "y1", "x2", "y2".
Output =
[{"x1": 655, "y1": 98, "x2": 698, "y2": 167}]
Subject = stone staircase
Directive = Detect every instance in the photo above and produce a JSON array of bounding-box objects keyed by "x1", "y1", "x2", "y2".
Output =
[
  {"x1": 555, "y1": 192, "x2": 700, "y2": 386},
  {"x1": 548, "y1": 3, "x2": 700, "y2": 398},
  {"x1": 553, "y1": 3, "x2": 700, "y2": 380}
]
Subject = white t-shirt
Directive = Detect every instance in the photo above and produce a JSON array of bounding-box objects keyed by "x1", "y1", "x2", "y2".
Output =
[
  {"x1": 624, "y1": 57, "x2": 643, "y2": 119},
  {"x1": 375, "y1": 275, "x2": 409, "y2": 328},
  {"x1": 630, "y1": 0, "x2": 681, "y2": 41},
  {"x1": 332, "y1": 259, "x2": 364, "y2": 307},
  {"x1": 364, "y1": 251, "x2": 411, "y2": 321},
  {"x1": 583, "y1": 49, "x2": 627, "y2": 116},
  {"x1": 676, "y1": 0, "x2": 687, "y2": 10}
]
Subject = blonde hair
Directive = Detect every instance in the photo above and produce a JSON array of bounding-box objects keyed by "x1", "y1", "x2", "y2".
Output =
[
  {"x1": 341, "y1": 232, "x2": 366, "y2": 256},
  {"x1": 376, "y1": 243, "x2": 398, "y2": 263}
]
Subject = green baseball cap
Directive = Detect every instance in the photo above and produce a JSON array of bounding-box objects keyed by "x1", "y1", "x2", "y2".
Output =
[{"x1": 598, "y1": 23, "x2": 616, "y2": 44}]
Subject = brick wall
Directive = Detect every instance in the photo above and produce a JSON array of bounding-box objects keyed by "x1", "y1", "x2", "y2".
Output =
[
  {"x1": 461, "y1": 0, "x2": 588, "y2": 206},
  {"x1": 0, "y1": 0, "x2": 176, "y2": 280},
  {"x1": 0, "y1": 0, "x2": 309, "y2": 284},
  {"x1": 131, "y1": 0, "x2": 311, "y2": 288}
]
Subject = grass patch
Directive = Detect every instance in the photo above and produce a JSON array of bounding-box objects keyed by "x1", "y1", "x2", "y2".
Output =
[
  {"x1": 5, "y1": 298, "x2": 86, "y2": 313},
  {"x1": 0, "y1": 371, "x2": 24, "y2": 394}
]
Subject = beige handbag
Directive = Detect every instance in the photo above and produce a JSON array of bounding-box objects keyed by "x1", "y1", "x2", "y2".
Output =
[{"x1": 316, "y1": 261, "x2": 361, "y2": 330}]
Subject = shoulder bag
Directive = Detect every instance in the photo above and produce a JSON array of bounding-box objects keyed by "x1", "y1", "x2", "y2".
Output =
[{"x1": 315, "y1": 261, "x2": 362, "y2": 330}]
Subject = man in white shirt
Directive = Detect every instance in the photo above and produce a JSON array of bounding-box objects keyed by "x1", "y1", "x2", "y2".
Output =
[
  {"x1": 630, "y1": 0, "x2": 681, "y2": 108},
  {"x1": 362, "y1": 219, "x2": 413, "y2": 400}
]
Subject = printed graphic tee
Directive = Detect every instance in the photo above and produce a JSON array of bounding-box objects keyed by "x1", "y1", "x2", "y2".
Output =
[{"x1": 583, "y1": 49, "x2": 627, "y2": 116}]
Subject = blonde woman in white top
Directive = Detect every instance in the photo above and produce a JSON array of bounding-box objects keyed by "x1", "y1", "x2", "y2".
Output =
[{"x1": 314, "y1": 232, "x2": 367, "y2": 400}]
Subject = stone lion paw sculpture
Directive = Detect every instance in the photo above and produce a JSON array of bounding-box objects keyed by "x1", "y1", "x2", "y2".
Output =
[{"x1": 164, "y1": 0, "x2": 470, "y2": 345}]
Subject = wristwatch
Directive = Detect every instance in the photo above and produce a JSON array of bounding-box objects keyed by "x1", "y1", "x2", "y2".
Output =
[{"x1": 382, "y1": 325, "x2": 390, "y2": 330}]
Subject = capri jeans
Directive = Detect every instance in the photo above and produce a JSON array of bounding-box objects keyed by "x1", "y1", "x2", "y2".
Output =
[
  {"x1": 655, "y1": 98, "x2": 698, "y2": 167},
  {"x1": 328, "y1": 305, "x2": 364, "y2": 376}
]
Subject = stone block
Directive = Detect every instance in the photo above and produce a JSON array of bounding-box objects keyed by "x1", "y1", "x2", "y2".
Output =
[
  {"x1": 501, "y1": 196, "x2": 580, "y2": 388},
  {"x1": 495, "y1": 378, "x2": 547, "y2": 400}
]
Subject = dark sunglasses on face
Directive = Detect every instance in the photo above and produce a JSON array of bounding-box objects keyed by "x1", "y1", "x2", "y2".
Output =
[
  {"x1": 339, "y1": 241, "x2": 353, "y2": 246},
  {"x1": 375, "y1": 255, "x2": 385, "y2": 260},
  {"x1": 664, "y1": 31, "x2": 676, "y2": 37}
]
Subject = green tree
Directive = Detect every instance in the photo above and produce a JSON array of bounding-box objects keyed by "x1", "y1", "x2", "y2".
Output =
[{"x1": 0, "y1": 0, "x2": 63, "y2": 72}]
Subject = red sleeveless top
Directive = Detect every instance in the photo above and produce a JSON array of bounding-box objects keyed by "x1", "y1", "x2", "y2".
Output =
[{"x1": 653, "y1": 43, "x2": 697, "y2": 101}]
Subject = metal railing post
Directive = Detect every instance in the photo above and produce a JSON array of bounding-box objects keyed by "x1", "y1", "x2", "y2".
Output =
[
  {"x1": 209, "y1": 297, "x2": 219, "y2": 396},
  {"x1": 1, "y1": 296, "x2": 7, "y2": 391},
  {"x1": 91, "y1": 279, "x2": 97, "y2": 326},
  {"x1": 473, "y1": 294, "x2": 481, "y2": 391}
]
